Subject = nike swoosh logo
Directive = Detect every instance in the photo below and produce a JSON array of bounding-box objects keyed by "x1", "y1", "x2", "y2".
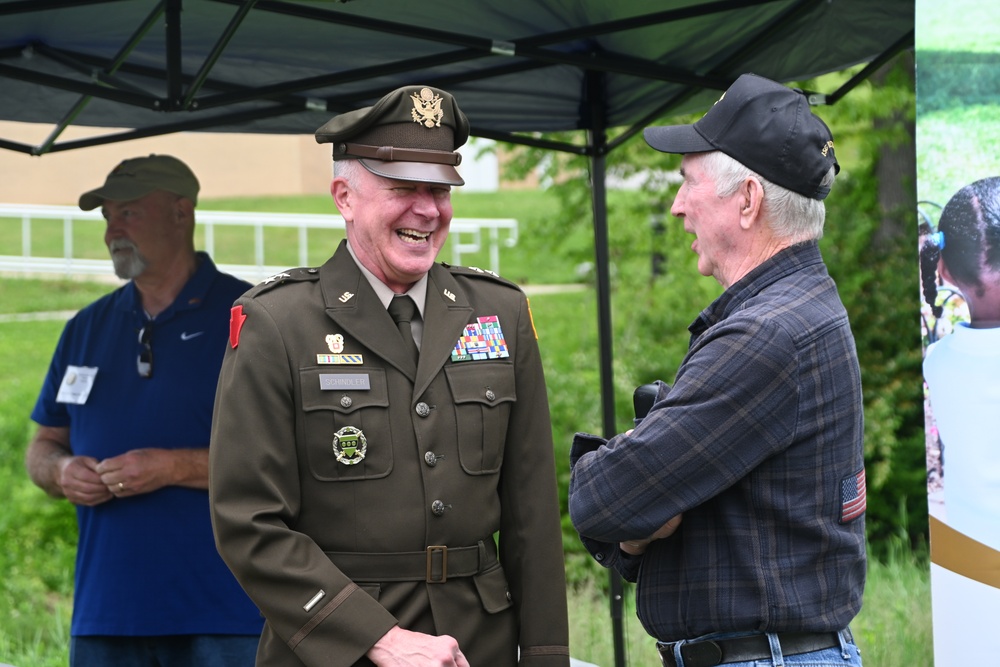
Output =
[{"x1": 180, "y1": 331, "x2": 205, "y2": 341}]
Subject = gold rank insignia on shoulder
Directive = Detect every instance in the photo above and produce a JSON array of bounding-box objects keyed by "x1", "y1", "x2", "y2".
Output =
[
  {"x1": 332, "y1": 426, "x2": 367, "y2": 465},
  {"x1": 411, "y1": 87, "x2": 444, "y2": 128}
]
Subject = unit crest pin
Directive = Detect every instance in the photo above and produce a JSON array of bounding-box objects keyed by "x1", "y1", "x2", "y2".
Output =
[{"x1": 332, "y1": 426, "x2": 367, "y2": 465}]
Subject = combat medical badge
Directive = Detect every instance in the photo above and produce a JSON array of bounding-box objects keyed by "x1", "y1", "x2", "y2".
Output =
[
  {"x1": 317, "y1": 333, "x2": 363, "y2": 365},
  {"x1": 332, "y1": 426, "x2": 367, "y2": 465}
]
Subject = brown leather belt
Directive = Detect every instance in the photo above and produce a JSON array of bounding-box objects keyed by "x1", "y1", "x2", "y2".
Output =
[
  {"x1": 657, "y1": 630, "x2": 846, "y2": 667},
  {"x1": 325, "y1": 540, "x2": 496, "y2": 584}
]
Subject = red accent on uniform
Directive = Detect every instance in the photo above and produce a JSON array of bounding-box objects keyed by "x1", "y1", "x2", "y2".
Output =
[{"x1": 229, "y1": 305, "x2": 247, "y2": 348}]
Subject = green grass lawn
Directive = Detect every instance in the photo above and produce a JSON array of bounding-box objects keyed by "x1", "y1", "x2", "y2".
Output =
[
  {"x1": 916, "y1": 0, "x2": 1000, "y2": 53},
  {"x1": 916, "y1": 0, "x2": 1000, "y2": 206},
  {"x1": 917, "y1": 107, "x2": 1000, "y2": 207}
]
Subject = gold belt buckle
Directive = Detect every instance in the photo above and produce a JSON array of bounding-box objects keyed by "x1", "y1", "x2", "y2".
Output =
[{"x1": 426, "y1": 545, "x2": 448, "y2": 583}]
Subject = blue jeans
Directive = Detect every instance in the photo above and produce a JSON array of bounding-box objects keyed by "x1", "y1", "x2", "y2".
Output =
[
  {"x1": 70, "y1": 635, "x2": 259, "y2": 667},
  {"x1": 658, "y1": 629, "x2": 862, "y2": 667}
]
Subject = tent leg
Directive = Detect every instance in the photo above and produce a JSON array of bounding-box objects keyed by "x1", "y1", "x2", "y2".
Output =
[{"x1": 589, "y1": 137, "x2": 626, "y2": 667}]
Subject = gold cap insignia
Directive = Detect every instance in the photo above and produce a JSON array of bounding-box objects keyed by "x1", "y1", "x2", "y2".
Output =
[{"x1": 411, "y1": 87, "x2": 444, "y2": 128}]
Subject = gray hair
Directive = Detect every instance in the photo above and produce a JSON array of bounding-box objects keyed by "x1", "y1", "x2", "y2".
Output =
[
  {"x1": 333, "y1": 158, "x2": 363, "y2": 185},
  {"x1": 701, "y1": 151, "x2": 834, "y2": 242}
]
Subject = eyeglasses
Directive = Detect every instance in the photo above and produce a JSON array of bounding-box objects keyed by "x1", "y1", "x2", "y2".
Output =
[{"x1": 137, "y1": 323, "x2": 153, "y2": 378}]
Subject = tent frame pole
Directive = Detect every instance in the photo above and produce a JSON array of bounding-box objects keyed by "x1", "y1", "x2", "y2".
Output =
[{"x1": 587, "y1": 69, "x2": 627, "y2": 667}]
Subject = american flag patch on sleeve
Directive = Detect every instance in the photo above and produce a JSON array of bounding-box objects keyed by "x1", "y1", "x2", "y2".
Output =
[{"x1": 840, "y1": 468, "x2": 867, "y2": 523}]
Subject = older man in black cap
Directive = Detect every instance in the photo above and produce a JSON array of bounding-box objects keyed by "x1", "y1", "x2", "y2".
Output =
[
  {"x1": 568, "y1": 73, "x2": 867, "y2": 667},
  {"x1": 209, "y1": 86, "x2": 570, "y2": 667}
]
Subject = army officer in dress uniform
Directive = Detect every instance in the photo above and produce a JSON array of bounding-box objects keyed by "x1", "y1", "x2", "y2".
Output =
[{"x1": 209, "y1": 85, "x2": 570, "y2": 667}]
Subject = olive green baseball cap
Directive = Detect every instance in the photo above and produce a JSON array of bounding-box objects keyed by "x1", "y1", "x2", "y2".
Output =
[
  {"x1": 315, "y1": 85, "x2": 470, "y2": 186},
  {"x1": 79, "y1": 154, "x2": 200, "y2": 211}
]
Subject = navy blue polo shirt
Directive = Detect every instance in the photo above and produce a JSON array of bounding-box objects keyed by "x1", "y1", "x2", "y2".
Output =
[{"x1": 32, "y1": 253, "x2": 262, "y2": 637}]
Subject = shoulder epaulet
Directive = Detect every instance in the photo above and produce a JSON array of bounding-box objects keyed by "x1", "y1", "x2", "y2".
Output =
[
  {"x1": 442, "y1": 263, "x2": 520, "y2": 290},
  {"x1": 244, "y1": 267, "x2": 321, "y2": 298}
]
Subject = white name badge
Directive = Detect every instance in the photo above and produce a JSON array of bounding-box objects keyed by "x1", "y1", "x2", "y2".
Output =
[{"x1": 56, "y1": 365, "x2": 98, "y2": 405}]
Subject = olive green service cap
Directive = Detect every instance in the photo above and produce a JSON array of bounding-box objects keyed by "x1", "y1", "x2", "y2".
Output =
[
  {"x1": 315, "y1": 85, "x2": 470, "y2": 186},
  {"x1": 79, "y1": 154, "x2": 200, "y2": 211}
]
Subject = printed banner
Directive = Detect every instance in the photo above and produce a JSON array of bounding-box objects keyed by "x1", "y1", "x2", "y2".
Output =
[{"x1": 917, "y1": 1, "x2": 1000, "y2": 662}]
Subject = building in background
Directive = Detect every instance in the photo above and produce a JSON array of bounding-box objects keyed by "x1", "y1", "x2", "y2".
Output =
[{"x1": 0, "y1": 121, "x2": 500, "y2": 205}]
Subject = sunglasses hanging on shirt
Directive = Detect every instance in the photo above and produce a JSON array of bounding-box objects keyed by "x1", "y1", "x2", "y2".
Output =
[{"x1": 137, "y1": 322, "x2": 153, "y2": 378}]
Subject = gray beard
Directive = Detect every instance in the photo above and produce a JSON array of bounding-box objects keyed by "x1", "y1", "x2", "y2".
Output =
[{"x1": 108, "y1": 239, "x2": 148, "y2": 280}]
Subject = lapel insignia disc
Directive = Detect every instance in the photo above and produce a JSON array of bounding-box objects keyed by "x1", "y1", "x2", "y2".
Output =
[
  {"x1": 451, "y1": 315, "x2": 510, "y2": 362},
  {"x1": 332, "y1": 426, "x2": 367, "y2": 465}
]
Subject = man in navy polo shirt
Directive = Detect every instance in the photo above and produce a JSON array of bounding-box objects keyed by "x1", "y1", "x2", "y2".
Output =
[{"x1": 26, "y1": 154, "x2": 263, "y2": 666}]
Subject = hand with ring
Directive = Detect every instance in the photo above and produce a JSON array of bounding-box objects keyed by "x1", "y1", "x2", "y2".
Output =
[{"x1": 54, "y1": 454, "x2": 115, "y2": 506}]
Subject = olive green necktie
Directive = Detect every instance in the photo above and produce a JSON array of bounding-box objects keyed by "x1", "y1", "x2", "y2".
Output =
[{"x1": 387, "y1": 295, "x2": 420, "y2": 363}]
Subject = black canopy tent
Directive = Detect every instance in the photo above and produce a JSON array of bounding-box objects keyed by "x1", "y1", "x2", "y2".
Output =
[{"x1": 0, "y1": 1, "x2": 913, "y2": 664}]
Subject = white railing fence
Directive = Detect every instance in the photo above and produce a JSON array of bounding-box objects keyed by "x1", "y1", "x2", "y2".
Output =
[{"x1": 0, "y1": 204, "x2": 518, "y2": 283}]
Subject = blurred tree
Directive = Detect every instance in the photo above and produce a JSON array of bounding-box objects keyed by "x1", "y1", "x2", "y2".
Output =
[{"x1": 820, "y1": 53, "x2": 926, "y2": 553}]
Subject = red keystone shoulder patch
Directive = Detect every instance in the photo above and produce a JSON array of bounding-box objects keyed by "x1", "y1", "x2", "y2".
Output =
[{"x1": 229, "y1": 305, "x2": 247, "y2": 348}]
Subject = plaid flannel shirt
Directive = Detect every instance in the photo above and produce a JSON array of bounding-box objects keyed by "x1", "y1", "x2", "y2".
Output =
[{"x1": 569, "y1": 242, "x2": 866, "y2": 641}]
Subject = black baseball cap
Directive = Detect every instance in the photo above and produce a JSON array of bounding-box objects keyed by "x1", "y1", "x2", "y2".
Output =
[
  {"x1": 643, "y1": 73, "x2": 839, "y2": 200},
  {"x1": 315, "y1": 85, "x2": 469, "y2": 186}
]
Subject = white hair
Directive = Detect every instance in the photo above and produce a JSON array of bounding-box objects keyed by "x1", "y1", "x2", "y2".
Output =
[
  {"x1": 700, "y1": 151, "x2": 834, "y2": 242},
  {"x1": 333, "y1": 158, "x2": 363, "y2": 185}
]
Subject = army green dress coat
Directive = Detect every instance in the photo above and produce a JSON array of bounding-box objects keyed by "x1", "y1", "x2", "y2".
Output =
[{"x1": 209, "y1": 241, "x2": 570, "y2": 667}]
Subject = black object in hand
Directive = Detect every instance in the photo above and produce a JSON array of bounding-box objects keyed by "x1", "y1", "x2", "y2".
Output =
[{"x1": 633, "y1": 383, "x2": 658, "y2": 421}]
